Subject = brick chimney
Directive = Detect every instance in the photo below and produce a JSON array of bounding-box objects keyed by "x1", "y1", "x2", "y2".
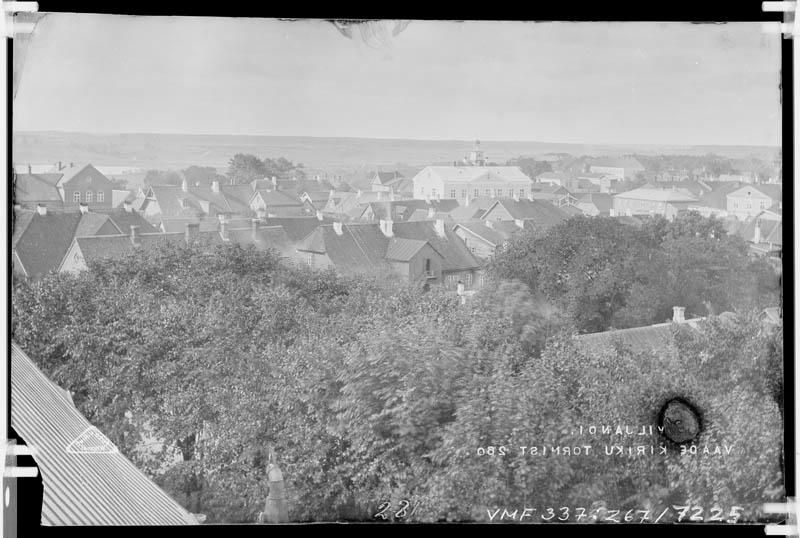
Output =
[
  {"x1": 185, "y1": 222, "x2": 200, "y2": 244},
  {"x1": 79, "y1": 203, "x2": 89, "y2": 214},
  {"x1": 333, "y1": 221, "x2": 343, "y2": 235},
  {"x1": 315, "y1": 210, "x2": 324, "y2": 221},
  {"x1": 672, "y1": 306, "x2": 685, "y2": 323},
  {"x1": 36, "y1": 204, "x2": 47, "y2": 216},
  {"x1": 379, "y1": 219, "x2": 393, "y2": 237},
  {"x1": 211, "y1": 180, "x2": 220, "y2": 194},
  {"x1": 434, "y1": 218, "x2": 446, "y2": 238},
  {"x1": 485, "y1": 219, "x2": 493, "y2": 229},
  {"x1": 123, "y1": 200, "x2": 133, "y2": 213},
  {"x1": 514, "y1": 218, "x2": 525, "y2": 229},
  {"x1": 130, "y1": 225, "x2": 141, "y2": 246}
]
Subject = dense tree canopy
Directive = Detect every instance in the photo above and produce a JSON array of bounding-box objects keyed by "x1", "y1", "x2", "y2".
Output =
[
  {"x1": 490, "y1": 214, "x2": 780, "y2": 333},
  {"x1": 11, "y1": 223, "x2": 783, "y2": 523},
  {"x1": 227, "y1": 154, "x2": 306, "y2": 185}
]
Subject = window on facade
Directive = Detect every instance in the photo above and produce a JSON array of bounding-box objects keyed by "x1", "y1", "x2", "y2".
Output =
[
  {"x1": 425, "y1": 258, "x2": 432, "y2": 275},
  {"x1": 519, "y1": 189, "x2": 525, "y2": 197},
  {"x1": 760, "y1": 200, "x2": 767, "y2": 209},
  {"x1": 450, "y1": 189, "x2": 456, "y2": 198},
  {"x1": 508, "y1": 189, "x2": 514, "y2": 197},
  {"x1": 733, "y1": 200, "x2": 739, "y2": 209},
  {"x1": 461, "y1": 189, "x2": 467, "y2": 199},
  {"x1": 432, "y1": 188, "x2": 437, "y2": 197},
  {"x1": 86, "y1": 191, "x2": 93, "y2": 203},
  {"x1": 73, "y1": 191, "x2": 80, "y2": 203},
  {"x1": 465, "y1": 273, "x2": 473, "y2": 285},
  {"x1": 97, "y1": 191, "x2": 104, "y2": 203},
  {"x1": 485, "y1": 189, "x2": 491, "y2": 196},
  {"x1": 473, "y1": 189, "x2": 479, "y2": 198}
]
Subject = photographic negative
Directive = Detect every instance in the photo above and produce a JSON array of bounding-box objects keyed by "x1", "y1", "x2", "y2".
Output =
[{"x1": 7, "y1": 13, "x2": 786, "y2": 527}]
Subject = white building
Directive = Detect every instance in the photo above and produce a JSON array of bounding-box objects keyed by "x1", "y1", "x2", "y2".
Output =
[{"x1": 412, "y1": 166, "x2": 533, "y2": 204}]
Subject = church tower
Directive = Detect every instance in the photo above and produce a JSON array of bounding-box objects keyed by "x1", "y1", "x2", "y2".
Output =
[{"x1": 467, "y1": 140, "x2": 486, "y2": 166}]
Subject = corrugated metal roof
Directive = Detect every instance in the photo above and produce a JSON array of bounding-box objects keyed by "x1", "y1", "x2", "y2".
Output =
[{"x1": 11, "y1": 343, "x2": 199, "y2": 526}]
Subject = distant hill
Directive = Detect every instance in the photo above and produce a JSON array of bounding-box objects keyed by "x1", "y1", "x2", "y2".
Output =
[{"x1": 12, "y1": 131, "x2": 780, "y2": 175}]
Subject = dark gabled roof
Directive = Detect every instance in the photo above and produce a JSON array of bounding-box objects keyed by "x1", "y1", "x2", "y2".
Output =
[
  {"x1": 159, "y1": 216, "x2": 251, "y2": 234},
  {"x1": 74, "y1": 213, "x2": 116, "y2": 237},
  {"x1": 491, "y1": 220, "x2": 531, "y2": 235},
  {"x1": 302, "y1": 190, "x2": 332, "y2": 205},
  {"x1": 483, "y1": 198, "x2": 571, "y2": 230},
  {"x1": 385, "y1": 237, "x2": 432, "y2": 262},
  {"x1": 11, "y1": 343, "x2": 198, "y2": 525},
  {"x1": 149, "y1": 184, "x2": 253, "y2": 218},
  {"x1": 748, "y1": 184, "x2": 783, "y2": 202},
  {"x1": 369, "y1": 171, "x2": 405, "y2": 185},
  {"x1": 261, "y1": 217, "x2": 326, "y2": 243},
  {"x1": 449, "y1": 197, "x2": 497, "y2": 222},
  {"x1": 695, "y1": 182, "x2": 742, "y2": 210},
  {"x1": 393, "y1": 220, "x2": 481, "y2": 272},
  {"x1": 12, "y1": 210, "x2": 36, "y2": 250},
  {"x1": 102, "y1": 209, "x2": 160, "y2": 235},
  {"x1": 297, "y1": 223, "x2": 391, "y2": 274},
  {"x1": 14, "y1": 173, "x2": 64, "y2": 203},
  {"x1": 736, "y1": 215, "x2": 782, "y2": 246},
  {"x1": 74, "y1": 233, "x2": 187, "y2": 264},
  {"x1": 454, "y1": 221, "x2": 510, "y2": 246},
  {"x1": 253, "y1": 189, "x2": 304, "y2": 207},
  {"x1": 13, "y1": 211, "x2": 85, "y2": 279},
  {"x1": 577, "y1": 193, "x2": 613, "y2": 214},
  {"x1": 225, "y1": 225, "x2": 296, "y2": 257},
  {"x1": 297, "y1": 220, "x2": 479, "y2": 274},
  {"x1": 54, "y1": 163, "x2": 99, "y2": 186}
]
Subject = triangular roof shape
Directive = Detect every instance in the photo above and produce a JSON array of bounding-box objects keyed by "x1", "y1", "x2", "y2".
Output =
[{"x1": 11, "y1": 343, "x2": 198, "y2": 525}]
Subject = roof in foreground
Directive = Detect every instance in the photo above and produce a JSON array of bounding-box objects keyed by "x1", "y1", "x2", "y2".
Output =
[
  {"x1": 11, "y1": 343, "x2": 198, "y2": 526},
  {"x1": 574, "y1": 318, "x2": 704, "y2": 356}
]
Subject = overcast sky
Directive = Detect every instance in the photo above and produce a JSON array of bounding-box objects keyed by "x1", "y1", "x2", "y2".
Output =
[{"x1": 14, "y1": 15, "x2": 782, "y2": 146}]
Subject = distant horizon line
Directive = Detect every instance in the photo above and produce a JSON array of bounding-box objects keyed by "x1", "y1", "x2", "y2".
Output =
[{"x1": 12, "y1": 129, "x2": 780, "y2": 151}]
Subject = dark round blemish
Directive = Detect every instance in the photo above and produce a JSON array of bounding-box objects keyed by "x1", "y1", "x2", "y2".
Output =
[{"x1": 658, "y1": 397, "x2": 701, "y2": 444}]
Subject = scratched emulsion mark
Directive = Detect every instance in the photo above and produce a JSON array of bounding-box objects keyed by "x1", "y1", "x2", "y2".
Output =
[{"x1": 657, "y1": 397, "x2": 702, "y2": 445}]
